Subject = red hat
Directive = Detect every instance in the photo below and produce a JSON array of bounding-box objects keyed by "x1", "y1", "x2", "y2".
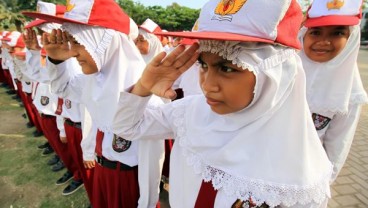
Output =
[
  {"x1": 155, "y1": 0, "x2": 303, "y2": 49},
  {"x1": 14, "y1": 36, "x2": 25, "y2": 48},
  {"x1": 1, "y1": 32, "x2": 11, "y2": 41},
  {"x1": 180, "y1": 38, "x2": 198, "y2": 45},
  {"x1": 304, "y1": 0, "x2": 362, "y2": 28},
  {"x1": 14, "y1": 51, "x2": 26, "y2": 57},
  {"x1": 3, "y1": 31, "x2": 23, "y2": 48},
  {"x1": 139, "y1": 18, "x2": 162, "y2": 33},
  {"x1": 25, "y1": 1, "x2": 66, "y2": 29},
  {"x1": 22, "y1": 0, "x2": 130, "y2": 35}
]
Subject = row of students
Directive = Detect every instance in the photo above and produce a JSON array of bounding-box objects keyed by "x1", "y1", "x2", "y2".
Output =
[{"x1": 19, "y1": 0, "x2": 367, "y2": 207}]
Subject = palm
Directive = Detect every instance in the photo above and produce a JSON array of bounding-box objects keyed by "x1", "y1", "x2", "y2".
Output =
[
  {"x1": 42, "y1": 29, "x2": 73, "y2": 61},
  {"x1": 23, "y1": 28, "x2": 41, "y2": 51},
  {"x1": 140, "y1": 44, "x2": 199, "y2": 99}
]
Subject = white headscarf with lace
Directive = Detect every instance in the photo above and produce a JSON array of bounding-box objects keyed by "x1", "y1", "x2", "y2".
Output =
[
  {"x1": 175, "y1": 40, "x2": 333, "y2": 207},
  {"x1": 138, "y1": 28, "x2": 163, "y2": 64},
  {"x1": 61, "y1": 22, "x2": 145, "y2": 132},
  {"x1": 298, "y1": 25, "x2": 368, "y2": 116}
]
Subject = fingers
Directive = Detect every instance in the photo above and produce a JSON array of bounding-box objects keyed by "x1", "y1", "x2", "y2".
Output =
[
  {"x1": 161, "y1": 45, "x2": 186, "y2": 67},
  {"x1": 177, "y1": 44, "x2": 200, "y2": 73},
  {"x1": 41, "y1": 32, "x2": 50, "y2": 45},
  {"x1": 149, "y1": 51, "x2": 167, "y2": 67}
]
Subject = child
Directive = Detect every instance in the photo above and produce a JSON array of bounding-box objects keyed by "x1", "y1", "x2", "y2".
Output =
[
  {"x1": 23, "y1": 0, "x2": 163, "y2": 207},
  {"x1": 136, "y1": 18, "x2": 165, "y2": 64},
  {"x1": 299, "y1": 0, "x2": 368, "y2": 182},
  {"x1": 112, "y1": 0, "x2": 333, "y2": 207}
]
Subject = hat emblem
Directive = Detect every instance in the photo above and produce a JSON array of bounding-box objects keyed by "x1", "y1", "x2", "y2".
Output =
[
  {"x1": 213, "y1": 0, "x2": 247, "y2": 21},
  {"x1": 327, "y1": 0, "x2": 344, "y2": 10},
  {"x1": 66, "y1": 0, "x2": 75, "y2": 12}
]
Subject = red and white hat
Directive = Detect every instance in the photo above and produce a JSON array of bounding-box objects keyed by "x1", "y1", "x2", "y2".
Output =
[
  {"x1": 2, "y1": 31, "x2": 25, "y2": 48},
  {"x1": 155, "y1": 0, "x2": 303, "y2": 49},
  {"x1": 22, "y1": 0, "x2": 130, "y2": 35},
  {"x1": 139, "y1": 18, "x2": 162, "y2": 33},
  {"x1": 24, "y1": 1, "x2": 66, "y2": 29},
  {"x1": 304, "y1": 0, "x2": 362, "y2": 27}
]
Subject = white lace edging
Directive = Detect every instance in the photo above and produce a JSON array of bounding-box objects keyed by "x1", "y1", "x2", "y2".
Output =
[
  {"x1": 199, "y1": 40, "x2": 296, "y2": 74},
  {"x1": 62, "y1": 23, "x2": 115, "y2": 70},
  {"x1": 172, "y1": 101, "x2": 332, "y2": 207}
]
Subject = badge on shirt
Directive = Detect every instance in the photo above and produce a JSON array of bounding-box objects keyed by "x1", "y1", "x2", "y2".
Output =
[
  {"x1": 112, "y1": 134, "x2": 131, "y2": 153},
  {"x1": 40, "y1": 96, "x2": 49, "y2": 106},
  {"x1": 312, "y1": 113, "x2": 331, "y2": 130},
  {"x1": 65, "y1": 99, "x2": 72, "y2": 109},
  {"x1": 25, "y1": 82, "x2": 31, "y2": 85}
]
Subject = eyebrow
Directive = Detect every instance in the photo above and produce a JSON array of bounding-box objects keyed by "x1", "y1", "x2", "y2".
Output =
[{"x1": 198, "y1": 55, "x2": 231, "y2": 66}]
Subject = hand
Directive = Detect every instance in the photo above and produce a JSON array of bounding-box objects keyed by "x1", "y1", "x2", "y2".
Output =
[
  {"x1": 83, "y1": 160, "x2": 95, "y2": 169},
  {"x1": 60, "y1": 136, "x2": 67, "y2": 144},
  {"x1": 132, "y1": 43, "x2": 200, "y2": 99},
  {"x1": 23, "y1": 28, "x2": 41, "y2": 51},
  {"x1": 42, "y1": 29, "x2": 72, "y2": 61}
]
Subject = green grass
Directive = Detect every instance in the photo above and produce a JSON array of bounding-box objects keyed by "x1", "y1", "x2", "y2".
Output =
[{"x1": 0, "y1": 86, "x2": 89, "y2": 208}]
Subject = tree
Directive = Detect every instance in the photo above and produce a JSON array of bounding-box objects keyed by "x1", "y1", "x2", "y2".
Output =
[{"x1": 0, "y1": 0, "x2": 64, "y2": 31}]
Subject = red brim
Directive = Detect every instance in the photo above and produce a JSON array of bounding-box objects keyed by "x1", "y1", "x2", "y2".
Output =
[
  {"x1": 1, "y1": 37, "x2": 10, "y2": 41},
  {"x1": 22, "y1": 12, "x2": 88, "y2": 26},
  {"x1": 25, "y1": 19, "x2": 47, "y2": 29},
  {"x1": 304, "y1": 15, "x2": 360, "y2": 27},
  {"x1": 154, "y1": 31, "x2": 274, "y2": 44},
  {"x1": 14, "y1": 51, "x2": 26, "y2": 57}
]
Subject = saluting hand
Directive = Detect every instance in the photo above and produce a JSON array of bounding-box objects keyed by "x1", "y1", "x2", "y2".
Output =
[
  {"x1": 23, "y1": 28, "x2": 41, "y2": 51},
  {"x1": 42, "y1": 29, "x2": 72, "y2": 61},
  {"x1": 133, "y1": 43, "x2": 200, "y2": 99}
]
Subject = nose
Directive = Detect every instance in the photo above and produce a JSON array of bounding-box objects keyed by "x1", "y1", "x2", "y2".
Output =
[
  {"x1": 201, "y1": 68, "x2": 220, "y2": 94},
  {"x1": 316, "y1": 39, "x2": 331, "y2": 46}
]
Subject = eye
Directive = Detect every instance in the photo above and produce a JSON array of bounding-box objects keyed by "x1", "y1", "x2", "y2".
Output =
[
  {"x1": 309, "y1": 30, "x2": 321, "y2": 36},
  {"x1": 219, "y1": 65, "x2": 237, "y2": 73},
  {"x1": 197, "y1": 58, "x2": 208, "y2": 72},
  {"x1": 333, "y1": 30, "x2": 347, "y2": 36}
]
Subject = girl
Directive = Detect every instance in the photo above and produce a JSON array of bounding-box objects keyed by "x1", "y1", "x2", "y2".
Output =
[
  {"x1": 112, "y1": 0, "x2": 333, "y2": 207},
  {"x1": 299, "y1": 0, "x2": 368, "y2": 182}
]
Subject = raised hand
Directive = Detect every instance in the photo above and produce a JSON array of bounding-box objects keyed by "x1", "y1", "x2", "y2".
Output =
[
  {"x1": 23, "y1": 28, "x2": 41, "y2": 51},
  {"x1": 133, "y1": 43, "x2": 200, "y2": 99},
  {"x1": 42, "y1": 29, "x2": 72, "y2": 61}
]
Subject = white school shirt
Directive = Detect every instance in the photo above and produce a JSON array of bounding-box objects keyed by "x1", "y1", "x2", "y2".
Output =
[
  {"x1": 311, "y1": 104, "x2": 362, "y2": 182},
  {"x1": 46, "y1": 59, "x2": 139, "y2": 167},
  {"x1": 13, "y1": 57, "x2": 33, "y2": 94},
  {"x1": 113, "y1": 93, "x2": 329, "y2": 208},
  {"x1": 24, "y1": 50, "x2": 58, "y2": 116}
]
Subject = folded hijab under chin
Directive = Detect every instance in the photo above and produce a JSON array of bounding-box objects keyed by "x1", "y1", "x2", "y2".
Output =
[
  {"x1": 61, "y1": 23, "x2": 146, "y2": 132},
  {"x1": 175, "y1": 40, "x2": 332, "y2": 206},
  {"x1": 298, "y1": 25, "x2": 368, "y2": 116}
]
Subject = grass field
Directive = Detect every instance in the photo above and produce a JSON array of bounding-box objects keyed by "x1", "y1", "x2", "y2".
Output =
[{"x1": 0, "y1": 86, "x2": 89, "y2": 208}]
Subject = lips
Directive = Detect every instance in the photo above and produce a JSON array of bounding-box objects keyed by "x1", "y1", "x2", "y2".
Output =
[
  {"x1": 311, "y1": 48, "x2": 332, "y2": 54},
  {"x1": 206, "y1": 97, "x2": 222, "y2": 106}
]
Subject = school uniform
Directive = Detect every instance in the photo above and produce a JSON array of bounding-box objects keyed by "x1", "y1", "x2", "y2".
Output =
[
  {"x1": 299, "y1": 2, "x2": 368, "y2": 181},
  {"x1": 112, "y1": 0, "x2": 333, "y2": 207}
]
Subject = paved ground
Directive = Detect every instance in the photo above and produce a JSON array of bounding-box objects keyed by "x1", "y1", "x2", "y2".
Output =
[{"x1": 328, "y1": 48, "x2": 368, "y2": 208}]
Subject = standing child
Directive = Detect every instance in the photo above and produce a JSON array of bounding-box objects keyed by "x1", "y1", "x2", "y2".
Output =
[
  {"x1": 112, "y1": 0, "x2": 333, "y2": 207},
  {"x1": 299, "y1": 0, "x2": 368, "y2": 182}
]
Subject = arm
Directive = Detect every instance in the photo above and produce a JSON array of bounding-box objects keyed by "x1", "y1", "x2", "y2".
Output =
[
  {"x1": 80, "y1": 105, "x2": 96, "y2": 168},
  {"x1": 322, "y1": 104, "x2": 362, "y2": 182}
]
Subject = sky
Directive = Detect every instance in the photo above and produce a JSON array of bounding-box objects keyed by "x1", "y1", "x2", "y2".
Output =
[{"x1": 133, "y1": 0, "x2": 207, "y2": 9}]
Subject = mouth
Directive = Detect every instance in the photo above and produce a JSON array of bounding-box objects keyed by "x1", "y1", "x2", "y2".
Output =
[
  {"x1": 311, "y1": 48, "x2": 332, "y2": 55},
  {"x1": 206, "y1": 97, "x2": 222, "y2": 106}
]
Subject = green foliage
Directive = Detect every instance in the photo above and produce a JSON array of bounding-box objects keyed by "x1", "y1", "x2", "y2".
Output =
[{"x1": 117, "y1": 0, "x2": 200, "y2": 31}]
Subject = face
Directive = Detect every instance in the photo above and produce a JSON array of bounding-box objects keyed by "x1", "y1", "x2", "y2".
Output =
[
  {"x1": 67, "y1": 33, "x2": 98, "y2": 74},
  {"x1": 198, "y1": 52, "x2": 256, "y2": 115},
  {"x1": 9, "y1": 47, "x2": 23, "y2": 56},
  {"x1": 135, "y1": 34, "x2": 149, "y2": 55},
  {"x1": 303, "y1": 26, "x2": 350, "y2": 62}
]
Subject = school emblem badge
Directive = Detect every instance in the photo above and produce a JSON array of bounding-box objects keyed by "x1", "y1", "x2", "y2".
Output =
[
  {"x1": 312, "y1": 113, "x2": 331, "y2": 131},
  {"x1": 327, "y1": 0, "x2": 344, "y2": 10},
  {"x1": 65, "y1": 99, "x2": 72, "y2": 109},
  {"x1": 212, "y1": 0, "x2": 247, "y2": 21},
  {"x1": 40, "y1": 96, "x2": 49, "y2": 106},
  {"x1": 66, "y1": 0, "x2": 75, "y2": 12},
  {"x1": 112, "y1": 134, "x2": 131, "y2": 153}
]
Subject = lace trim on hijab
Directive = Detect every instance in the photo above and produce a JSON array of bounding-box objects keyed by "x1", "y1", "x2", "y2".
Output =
[
  {"x1": 62, "y1": 23, "x2": 115, "y2": 70},
  {"x1": 173, "y1": 101, "x2": 331, "y2": 207},
  {"x1": 199, "y1": 40, "x2": 296, "y2": 73}
]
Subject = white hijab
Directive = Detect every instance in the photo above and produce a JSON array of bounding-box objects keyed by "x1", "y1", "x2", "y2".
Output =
[
  {"x1": 175, "y1": 41, "x2": 332, "y2": 207},
  {"x1": 298, "y1": 25, "x2": 368, "y2": 116},
  {"x1": 138, "y1": 28, "x2": 163, "y2": 64},
  {"x1": 62, "y1": 23, "x2": 145, "y2": 132}
]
